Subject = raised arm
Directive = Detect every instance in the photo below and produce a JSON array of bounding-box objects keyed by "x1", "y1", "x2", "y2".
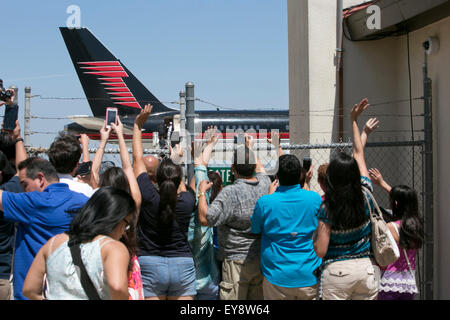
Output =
[
  {"x1": 267, "y1": 131, "x2": 283, "y2": 157},
  {"x1": 169, "y1": 143, "x2": 188, "y2": 194},
  {"x1": 201, "y1": 126, "x2": 219, "y2": 167},
  {"x1": 351, "y1": 98, "x2": 370, "y2": 179},
  {"x1": 132, "y1": 104, "x2": 153, "y2": 178},
  {"x1": 79, "y1": 134, "x2": 91, "y2": 163},
  {"x1": 303, "y1": 165, "x2": 314, "y2": 191},
  {"x1": 197, "y1": 179, "x2": 213, "y2": 226},
  {"x1": 11, "y1": 120, "x2": 27, "y2": 171},
  {"x1": 245, "y1": 134, "x2": 266, "y2": 174},
  {"x1": 111, "y1": 117, "x2": 142, "y2": 213},
  {"x1": 90, "y1": 123, "x2": 111, "y2": 189}
]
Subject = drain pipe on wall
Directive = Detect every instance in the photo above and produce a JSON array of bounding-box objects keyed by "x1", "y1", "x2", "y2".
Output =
[{"x1": 337, "y1": 0, "x2": 344, "y2": 141}]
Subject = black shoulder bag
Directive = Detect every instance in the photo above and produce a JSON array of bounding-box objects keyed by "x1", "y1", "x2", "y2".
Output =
[{"x1": 69, "y1": 240, "x2": 102, "y2": 300}]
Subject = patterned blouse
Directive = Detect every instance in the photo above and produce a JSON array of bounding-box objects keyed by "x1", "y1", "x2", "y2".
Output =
[{"x1": 316, "y1": 176, "x2": 374, "y2": 263}]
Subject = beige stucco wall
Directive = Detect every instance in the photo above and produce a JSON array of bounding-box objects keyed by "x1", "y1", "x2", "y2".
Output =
[
  {"x1": 288, "y1": 0, "x2": 450, "y2": 299},
  {"x1": 342, "y1": 16, "x2": 450, "y2": 299}
]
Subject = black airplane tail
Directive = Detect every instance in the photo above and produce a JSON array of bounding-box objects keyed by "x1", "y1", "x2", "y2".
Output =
[{"x1": 59, "y1": 27, "x2": 175, "y2": 118}]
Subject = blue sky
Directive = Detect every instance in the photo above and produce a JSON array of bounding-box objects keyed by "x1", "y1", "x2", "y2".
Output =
[{"x1": 2, "y1": 0, "x2": 289, "y2": 148}]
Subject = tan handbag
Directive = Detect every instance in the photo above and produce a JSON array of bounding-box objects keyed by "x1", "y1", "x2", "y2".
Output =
[{"x1": 362, "y1": 186, "x2": 400, "y2": 267}]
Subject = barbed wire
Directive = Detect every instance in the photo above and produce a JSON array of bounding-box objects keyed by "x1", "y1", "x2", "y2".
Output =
[
  {"x1": 31, "y1": 94, "x2": 180, "y2": 106},
  {"x1": 195, "y1": 96, "x2": 424, "y2": 112},
  {"x1": 29, "y1": 94, "x2": 424, "y2": 112},
  {"x1": 19, "y1": 94, "x2": 426, "y2": 137}
]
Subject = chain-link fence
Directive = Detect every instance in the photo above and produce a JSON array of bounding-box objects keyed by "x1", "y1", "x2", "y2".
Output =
[
  {"x1": 205, "y1": 139, "x2": 426, "y2": 299},
  {"x1": 27, "y1": 138, "x2": 427, "y2": 299}
]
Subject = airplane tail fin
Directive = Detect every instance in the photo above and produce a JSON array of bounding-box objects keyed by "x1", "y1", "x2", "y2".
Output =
[{"x1": 59, "y1": 27, "x2": 175, "y2": 118}]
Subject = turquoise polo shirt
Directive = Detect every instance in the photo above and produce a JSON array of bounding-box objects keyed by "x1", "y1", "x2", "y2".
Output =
[
  {"x1": 251, "y1": 184, "x2": 322, "y2": 288},
  {"x1": 2, "y1": 183, "x2": 89, "y2": 300}
]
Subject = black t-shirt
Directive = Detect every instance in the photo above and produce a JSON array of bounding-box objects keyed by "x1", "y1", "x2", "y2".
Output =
[
  {"x1": 136, "y1": 173, "x2": 195, "y2": 258},
  {"x1": 0, "y1": 176, "x2": 23, "y2": 279}
]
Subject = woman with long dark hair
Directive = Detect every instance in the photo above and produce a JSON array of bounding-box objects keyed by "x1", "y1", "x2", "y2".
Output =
[
  {"x1": 86, "y1": 117, "x2": 143, "y2": 299},
  {"x1": 132, "y1": 105, "x2": 196, "y2": 300},
  {"x1": 22, "y1": 187, "x2": 136, "y2": 300},
  {"x1": 369, "y1": 168, "x2": 424, "y2": 300},
  {"x1": 314, "y1": 98, "x2": 381, "y2": 300}
]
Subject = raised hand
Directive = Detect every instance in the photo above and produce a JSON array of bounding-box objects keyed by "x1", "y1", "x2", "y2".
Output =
[
  {"x1": 369, "y1": 167, "x2": 392, "y2": 193},
  {"x1": 205, "y1": 126, "x2": 219, "y2": 146},
  {"x1": 100, "y1": 122, "x2": 112, "y2": 142},
  {"x1": 135, "y1": 104, "x2": 153, "y2": 128},
  {"x1": 363, "y1": 118, "x2": 380, "y2": 135},
  {"x1": 170, "y1": 143, "x2": 184, "y2": 164},
  {"x1": 245, "y1": 134, "x2": 255, "y2": 150},
  {"x1": 79, "y1": 133, "x2": 90, "y2": 145},
  {"x1": 268, "y1": 179, "x2": 279, "y2": 194},
  {"x1": 12, "y1": 120, "x2": 21, "y2": 140},
  {"x1": 198, "y1": 180, "x2": 213, "y2": 193},
  {"x1": 267, "y1": 131, "x2": 281, "y2": 146},
  {"x1": 351, "y1": 98, "x2": 370, "y2": 121},
  {"x1": 111, "y1": 116, "x2": 124, "y2": 137},
  {"x1": 368, "y1": 168, "x2": 384, "y2": 186},
  {"x1": 192, "y1": 140, "x2": 204, "y2": 166}
]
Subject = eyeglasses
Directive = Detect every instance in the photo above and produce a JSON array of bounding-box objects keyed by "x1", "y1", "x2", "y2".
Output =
[{"x1": 122, "y1": 218, "x2": 131, "y2": 231}]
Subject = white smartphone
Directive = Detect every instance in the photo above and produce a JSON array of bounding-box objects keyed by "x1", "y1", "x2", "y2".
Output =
[{"x1": 105, "y1": 107, "x2": 118, "y2": 128}]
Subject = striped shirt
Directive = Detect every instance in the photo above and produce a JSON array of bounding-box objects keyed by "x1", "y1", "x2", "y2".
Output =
[{"x1": 316, "y1": 176, "x2": 374, "y2": 262}]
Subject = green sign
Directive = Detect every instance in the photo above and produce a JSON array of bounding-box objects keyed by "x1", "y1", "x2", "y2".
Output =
[{"x1": 209, "y1": 167, "x2": 233, "y2": 186}]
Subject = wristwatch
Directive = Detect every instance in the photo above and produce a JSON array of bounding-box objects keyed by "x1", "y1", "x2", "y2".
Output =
[
  {"x1": 15, "y1": 138, "x2": 24, "y2": 144},
  {"x1": 197, "y1": 191, "x2": 206, "y2": 199}
]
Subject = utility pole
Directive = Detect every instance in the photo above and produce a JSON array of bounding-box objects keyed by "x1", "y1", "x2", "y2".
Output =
[
  {"x1": 24, "y1": 87, "x2": 31, "y2": 148},
  {"x1": 179, "y1": 90, "x2": 187, "y2": 178},
  {"x1": 185, "y1": 82, "x2": 195, "y2": 183},
  {"x1": 180, "y1": 90, "x2": 186, "y2": 136}
]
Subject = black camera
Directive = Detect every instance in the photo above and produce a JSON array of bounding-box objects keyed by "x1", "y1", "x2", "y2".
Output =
[{"x1": 0, "y1": 79, "x2": 13, "y2": 102}]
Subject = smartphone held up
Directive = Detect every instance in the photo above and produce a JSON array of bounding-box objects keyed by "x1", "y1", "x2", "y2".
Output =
[
  {"x1": 302, "y1": 157, "x2": 312, "y2": 172},
  {"x1": 105, "y1": 107, "x2": 118, "y2": 128}
]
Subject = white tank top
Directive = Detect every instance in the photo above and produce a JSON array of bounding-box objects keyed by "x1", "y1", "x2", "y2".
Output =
[{"x1": 45, "y1": 236, "x2": 114, "y2": 300}]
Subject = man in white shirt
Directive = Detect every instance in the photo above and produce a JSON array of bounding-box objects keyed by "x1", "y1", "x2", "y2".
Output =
[{"x1": 47, "y1": 132, "x2": 94, "y2": 198}]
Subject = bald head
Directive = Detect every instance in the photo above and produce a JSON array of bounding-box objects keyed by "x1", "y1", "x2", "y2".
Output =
[{"x1": 143, "y1": 155, "x2": 159, "y2": 182}]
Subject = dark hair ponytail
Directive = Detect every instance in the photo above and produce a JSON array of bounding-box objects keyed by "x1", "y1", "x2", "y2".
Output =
[
  {"x1": 156, "y1": 158, "x2": 182, "y2": 225},
  {"x1": 207, "y1": 171, "x2": 223, "y2": 203},
  {"x1": 390, "y1": 185, "x2": 424, "y2": 250},
  {"x1": 324, "y1": 152, "x2": 367, "y2": 230},
  {"x1": 158, "y1": 179, "x2": 178, "y2": 224},
  {"x1": 67, "y1": 186, "x2": 136, "y2": 246}
]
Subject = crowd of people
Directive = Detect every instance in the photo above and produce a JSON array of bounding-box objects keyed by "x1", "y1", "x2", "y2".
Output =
[{"x1": 0, "y1": 92, "x2": 424, "y2": 300}]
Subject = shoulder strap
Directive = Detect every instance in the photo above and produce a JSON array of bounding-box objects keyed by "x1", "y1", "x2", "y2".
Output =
[
  {"x1": 391, "y1": 223, "x2": 415, "y2": 278},
  {"x1": 69, "y1": 240, "x2": 102, "y2": 300},
  {"x1": 362, "y1": 186, "x2": 383, "y2": 220}
]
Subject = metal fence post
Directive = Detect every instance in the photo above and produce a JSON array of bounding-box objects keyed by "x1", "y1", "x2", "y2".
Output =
[
  {"x1": 180, "y1": 90, "x2": 186, "y2": 136},
  {"x1": 24, "y1": 86, "x2": 31, "y2": 148},
  {"x1": 179, "y1": 90, "x2": 187, "y2": 179},
  {"x1": 185, "y1": 82, "x2": 195, "y2": 183},
  {"x1": 422, "y1": 48, "x2": 434, "y2": 300}
]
